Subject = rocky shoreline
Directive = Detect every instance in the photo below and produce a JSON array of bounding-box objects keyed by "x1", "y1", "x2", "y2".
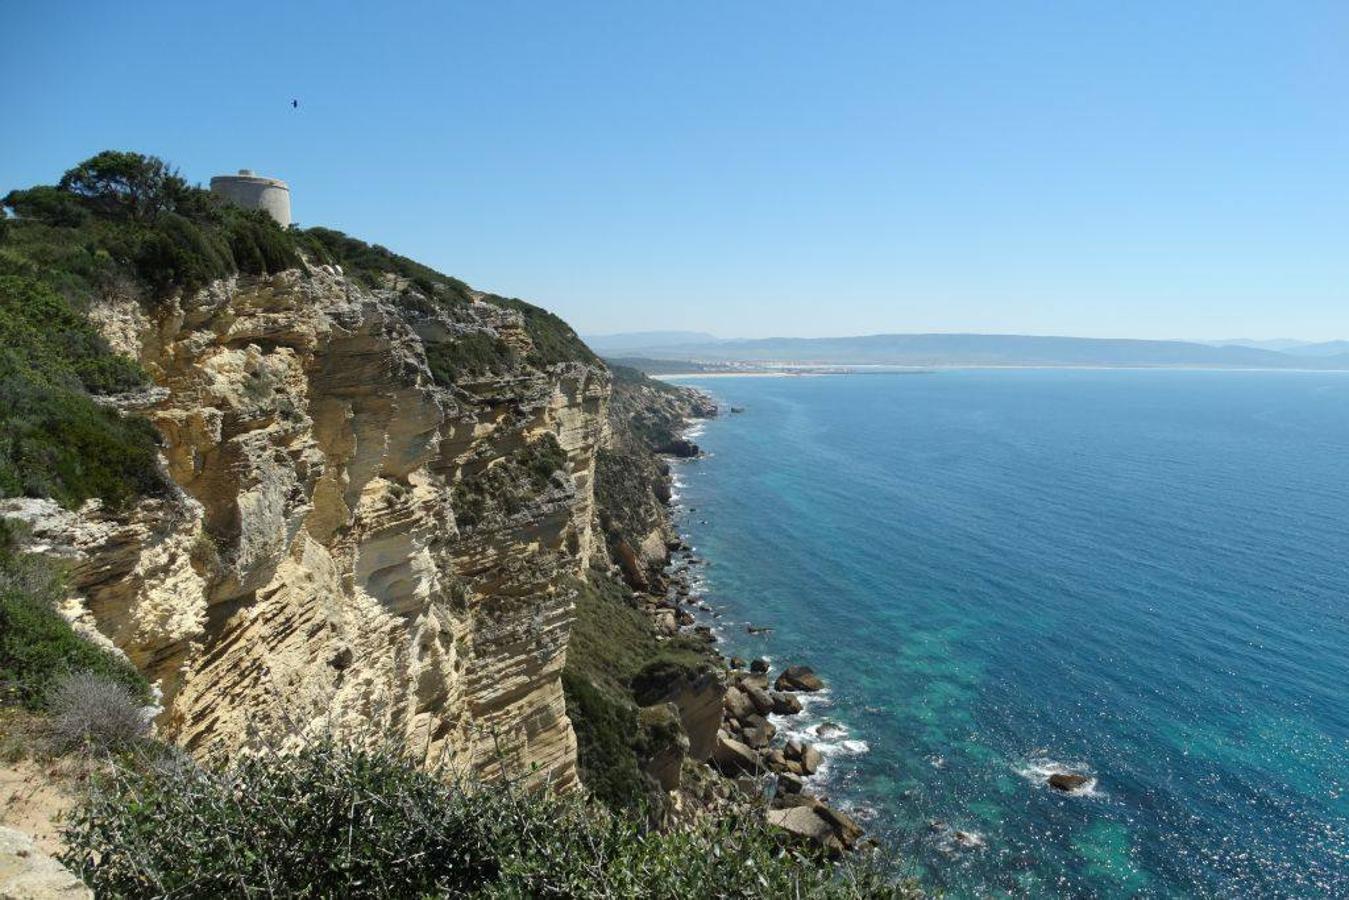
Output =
[{"x1": 628, "y1": 405, "x2": 869, "y2": 856}]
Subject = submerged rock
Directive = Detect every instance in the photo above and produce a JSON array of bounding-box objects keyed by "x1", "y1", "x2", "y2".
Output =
[{"x1": 1048, "y1": 772, "x2": 1091, "y2": 792}]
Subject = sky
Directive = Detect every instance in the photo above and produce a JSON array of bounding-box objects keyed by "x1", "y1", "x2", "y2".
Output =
[{"x1": 3, "y1": 1, "x2": 1347, "y2": 341}]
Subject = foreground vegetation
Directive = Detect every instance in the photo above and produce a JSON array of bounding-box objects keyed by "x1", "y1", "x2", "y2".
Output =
[
  {"x1": 0, "y1": 523, "x2": 149, "y2": 712},
  {"x1": 62, "y1": 740, "x2": 912, "y2": 899}
]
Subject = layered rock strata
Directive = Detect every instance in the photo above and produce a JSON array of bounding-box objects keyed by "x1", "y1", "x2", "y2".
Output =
[{"x1": 3, "y1": 268, "x2": 609, "y2": 790}]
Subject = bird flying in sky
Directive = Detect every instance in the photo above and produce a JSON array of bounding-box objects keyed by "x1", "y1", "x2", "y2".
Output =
[{"x1": 291, "y1": 99, "x2": 298, "y2": 109}]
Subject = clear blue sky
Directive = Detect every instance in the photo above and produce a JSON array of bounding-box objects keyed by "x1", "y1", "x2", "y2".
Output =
[{"x1": 3, "y1": 1, "x2": 1346, "y2": 340}]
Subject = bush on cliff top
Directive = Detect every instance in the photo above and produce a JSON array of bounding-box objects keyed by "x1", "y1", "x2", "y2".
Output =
[
  {"x1": 62, "y1": 740, "x2": 914, "y2": 898},
  {"x1": 0, "y1": 150, "x2": 602, "y2": 510}
]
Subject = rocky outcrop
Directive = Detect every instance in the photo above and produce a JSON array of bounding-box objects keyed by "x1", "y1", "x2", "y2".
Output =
[
  {"x1": 0, "y1": 827, "x2": 90, "y2": 899},
  {"x1": 2, "y1": 268, "x2": 612, "y2": 790}
]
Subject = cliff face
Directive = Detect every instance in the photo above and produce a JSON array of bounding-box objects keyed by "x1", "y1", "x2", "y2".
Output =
[
  {"x1": 596, "y1": 367, "x2": 717, "y2": 592},
  {"x1": 5, "y1": 267, "x2": 610, "y2": 789}
]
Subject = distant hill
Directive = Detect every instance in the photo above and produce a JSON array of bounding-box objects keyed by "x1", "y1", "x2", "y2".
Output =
[
  {"x1": 601, "y1": 356, "x2": 761, "y2": 375},
  {"x1": 607, "y1": 333, "x2": 1349, "y2": 370},
  {"x1": 582, "y1": 331, "x2": 719, "y2": 354},
  {"x1": 1208, "y1": 338, "x2": 1349, "y2": 357},
  {"x1": 1282, "y1": 340, "x2": 1349, "y2": 358}
]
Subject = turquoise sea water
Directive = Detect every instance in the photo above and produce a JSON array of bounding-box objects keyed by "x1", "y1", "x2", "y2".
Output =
[{"x1": 669, "y1": 370, "x2": 1349, "y2": 898}]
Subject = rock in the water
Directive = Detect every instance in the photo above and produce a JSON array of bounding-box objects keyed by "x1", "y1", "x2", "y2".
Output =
[
  {"x1": 749, "y1": 657, "x2": 770, "y2": 674},
  {"x1": 0, "y1": 826, "x2": 92, "y2": 898},
  {"x1": 814, "y1": 803, "x2": 864, "y2": 847},
  {"x1": 762, "y1": 748, "x2": 802, "y2": 775},
  {"x1": 711, "y1": 734, "x2": 761, "y2": 776},
  {"x1": 728, "y1": 657, "x2": 746, "y2": 670},
  {"x1": 951, "y1": 830, "x2": 986, "y2": 849},
  {"x1": 777, "y1": 771, "x2": 804, "y2": 794},
  {"x1": 774, "y1": 664, "x2": 824, "y2": 692},
  {"x1": 736, "y1": 672, "x2": 769, "y2": 691},
  {"x1": 770, "y1": 691, "x2": 803, "y2": 715},
  {"x1": 1048, "y1": 772, "x2": 1091, "y2": 792}
]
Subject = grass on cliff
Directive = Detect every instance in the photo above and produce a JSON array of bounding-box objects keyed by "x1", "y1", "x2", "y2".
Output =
[
  {"x1": 0, "y1": 523, "x2": 149, "y2": 712},
  {"x1": 61, "y1": 739, "x2": 914, "y2": 898},
  {"x1": 562, "y1": 570, "x2": 711, "y2": 810}
]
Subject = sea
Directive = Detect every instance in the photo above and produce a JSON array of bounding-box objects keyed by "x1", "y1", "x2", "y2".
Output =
[{"x1": 667, "y1": 369, "x2": 1349, "y2": 898}]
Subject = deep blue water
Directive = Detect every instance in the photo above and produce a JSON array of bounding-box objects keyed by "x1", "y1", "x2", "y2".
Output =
[{"x1": 669, "y1": 370, "x2": 1349, "y2": 898}]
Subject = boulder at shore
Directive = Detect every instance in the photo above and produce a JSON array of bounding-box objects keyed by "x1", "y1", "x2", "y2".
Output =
[
  {"x1": 711, "y1": 734, "x2": 761, "y2": 776},
  {"x1": 774, "y1": 665, "x2": 824, "y2": 692}
]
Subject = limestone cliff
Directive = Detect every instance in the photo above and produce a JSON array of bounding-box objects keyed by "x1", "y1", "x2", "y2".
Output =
[
  {"x1": 596, "y1": 366, "x2": 716, "y2": 592},
  {"x1": 4, "y1": 267, "x2": 611, "y2": 789}
]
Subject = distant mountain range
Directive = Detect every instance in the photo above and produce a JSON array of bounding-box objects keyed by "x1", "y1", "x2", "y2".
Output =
[
  {"x1": 583, "y1": 331, "x2": 719, "y2": 353},
  {"x1": 585, "y1": 331, "x2": 1349, "y2": 370},
  {"x1": 1207, "y1": 339, "x2": 1349, "y2": 357}
]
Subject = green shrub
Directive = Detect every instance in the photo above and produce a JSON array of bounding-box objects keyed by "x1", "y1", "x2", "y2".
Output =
[
  {"x1": 561, "y1": 669, "x2": 647, "y2": 809},
  {"x1": 61, "y1": 740, "x2": 915, "y2": 898},
  {"x1": 425, "y1": 330, "x2": 519, "y2": 385},
  {"x1": 297, "y1": 226, "x2": 474, "y2": 306},
  {"x1": 0, "y1": 534, "x2": 149, "y2": 711},
  {"x1": 0, "y1": 275, "x2": 146, "y2": 394},
  {"x1": 483, "y1": 294, "x2": 598, "y2": 368},
  {"x1": 452, "y1": 435, "x2": 570, "y2": 530}
]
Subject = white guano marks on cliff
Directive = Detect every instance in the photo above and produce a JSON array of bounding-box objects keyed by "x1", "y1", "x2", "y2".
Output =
[{"x1": 1, "y1": 268, "x2": 609, "y2": 791}]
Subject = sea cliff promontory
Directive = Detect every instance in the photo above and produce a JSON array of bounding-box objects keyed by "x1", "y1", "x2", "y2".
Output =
[{"x1": 0, "y1": 151, "x2": 910, "y2": 895}]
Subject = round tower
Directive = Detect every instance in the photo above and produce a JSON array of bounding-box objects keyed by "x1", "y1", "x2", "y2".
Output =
[{"x1": 209, "y1": 169, "x2": 291, "y2": 228}]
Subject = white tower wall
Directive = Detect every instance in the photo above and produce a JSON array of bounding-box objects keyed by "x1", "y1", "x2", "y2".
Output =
[{"x1": 209, "y1": 170, "x2": 291, "y2": 228}]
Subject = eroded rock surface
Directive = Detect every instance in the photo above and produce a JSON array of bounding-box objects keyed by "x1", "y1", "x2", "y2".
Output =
[{"x1": 3, "y1": 269, "x2": 612, "y2": 789}]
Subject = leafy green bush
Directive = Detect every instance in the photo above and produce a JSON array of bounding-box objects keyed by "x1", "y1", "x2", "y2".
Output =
[
  {"x1": 0, "y1": 531, "x2": 149, "y2": 710},
  {"x1": 61, "y1": 740, "x2": 915, "y2": 898},
  {"x1": 0, "y1": 357, "x2": 166, "y2": 508}
]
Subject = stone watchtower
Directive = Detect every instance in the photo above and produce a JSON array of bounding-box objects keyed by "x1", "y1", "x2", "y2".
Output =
[{"x1": 209, "y1": 169, "x2": 291, "y2": 227}]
